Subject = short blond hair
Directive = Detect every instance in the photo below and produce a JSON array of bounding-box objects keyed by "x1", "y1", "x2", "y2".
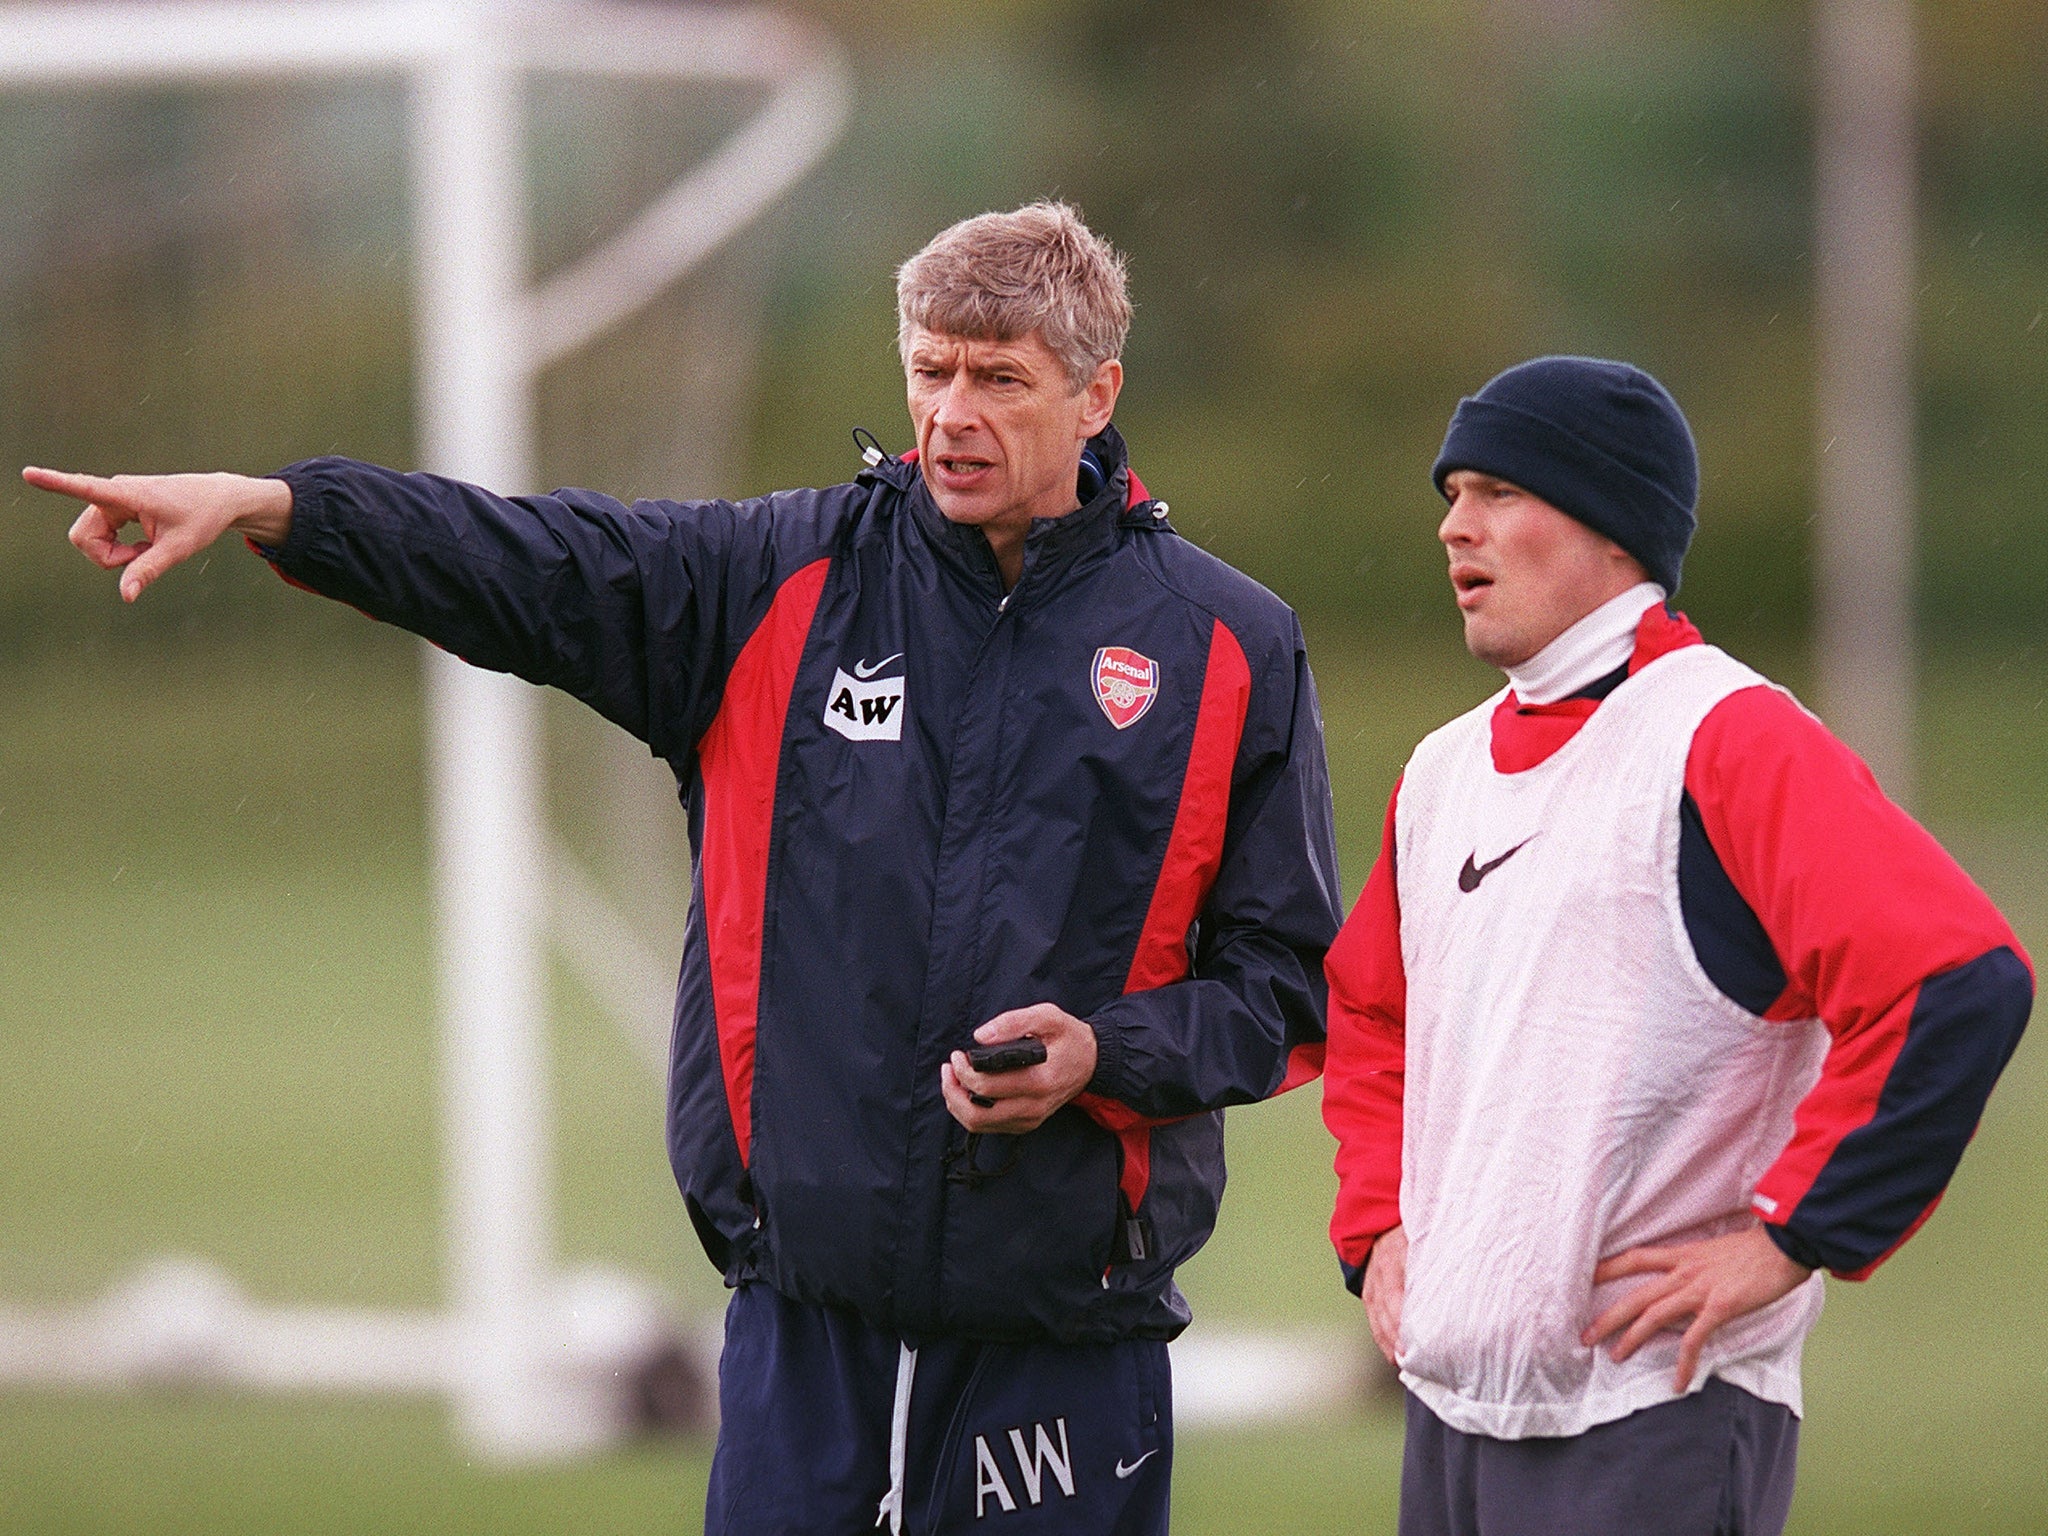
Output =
[{"x1": 896, "y1": 201, "x2": 1131, "y2": 390}]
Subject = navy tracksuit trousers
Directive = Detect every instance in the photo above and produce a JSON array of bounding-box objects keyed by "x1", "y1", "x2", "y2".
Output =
[
  {"x1": 706, "y1": 1285, "x2": 1173, "y2": 1535},
  {"x1": 1400, "y1": 1379, "x2": 1799, "y2": 1536}
]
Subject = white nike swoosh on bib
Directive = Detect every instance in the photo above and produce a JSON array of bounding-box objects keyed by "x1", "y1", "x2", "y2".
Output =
[
  {"x1": 852, "y1": 653, "x2": 902, "y2": 680},
  {"x1": 1114, "y1": 1449, "x2": 1159, "y2": 1479}
]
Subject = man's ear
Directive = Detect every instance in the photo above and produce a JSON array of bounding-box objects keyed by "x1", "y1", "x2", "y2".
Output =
[
  {"x1": 1078, "y1": 358, "x2": 1122, "y2": 438},
  {"x1": 1606, "y1": 536, "x2": 1649, "y2": 584}
]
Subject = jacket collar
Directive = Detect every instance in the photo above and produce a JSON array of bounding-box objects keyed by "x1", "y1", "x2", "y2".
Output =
[{"x1": 885, "y1": 424, "x2": 1144, "y2": 602}]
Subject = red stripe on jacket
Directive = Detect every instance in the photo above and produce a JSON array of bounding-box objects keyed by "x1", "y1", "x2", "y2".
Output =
[
  {"x1": 695, "y1": 558, "x2": 831, "y2": 1167},
  {"x1": 1077, "y1": 616, "x2": 1252, "y2": 1211}
]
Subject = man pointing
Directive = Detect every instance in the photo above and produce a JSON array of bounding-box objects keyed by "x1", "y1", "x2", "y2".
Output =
[{"x1": 33, "y1": 201, "x2": 1341, "y2": 1534}]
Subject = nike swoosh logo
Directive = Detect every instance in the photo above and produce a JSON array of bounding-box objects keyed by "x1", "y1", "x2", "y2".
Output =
[
  {"x1": 1114, "y1": 1449, "x2": 1160, "y2": 1479},
  {"x1": 1457, "y1": 836, "x2": 1535, "y2": 893},
  {"x1": 852, "y1": 653, "x2": 902, "y2": 680}
]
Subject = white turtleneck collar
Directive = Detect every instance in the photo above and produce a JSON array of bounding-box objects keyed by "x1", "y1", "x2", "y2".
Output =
[{"x1": 1505, "y1": 582, "x2": 1667, "y2": 705}]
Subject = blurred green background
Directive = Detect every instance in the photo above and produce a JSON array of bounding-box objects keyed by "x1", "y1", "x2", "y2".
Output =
[{"x1": 2, "y1": 1, "x2": 2044, "y2": 1532}]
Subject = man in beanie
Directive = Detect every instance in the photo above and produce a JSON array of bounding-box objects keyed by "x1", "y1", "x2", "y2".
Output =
[{"x1": 1322, "y1": 355, "x2": 2032, "y2": 1534}]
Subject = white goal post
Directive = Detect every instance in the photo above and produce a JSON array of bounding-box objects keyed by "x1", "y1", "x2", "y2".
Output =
[
  {"x1": 3, "y1": 0, "x2": 1914, "y2": 1470},
  {"x1": 0, "y1": 0, "x2": 848, "y2": 1461}
]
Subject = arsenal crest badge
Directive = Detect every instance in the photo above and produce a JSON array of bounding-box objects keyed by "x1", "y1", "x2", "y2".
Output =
[{"x1": 1092, "y1": 646, "x2": 1159, "y2": 729}]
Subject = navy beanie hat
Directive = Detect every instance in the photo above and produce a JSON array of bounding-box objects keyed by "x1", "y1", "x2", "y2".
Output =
[{"x1": 1431, "y1": 356, "x2": 1698, "y2": 594}]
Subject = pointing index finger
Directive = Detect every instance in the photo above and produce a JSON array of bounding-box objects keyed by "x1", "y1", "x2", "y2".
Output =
[{"x1": 22, "y1": 465, "x2": 110, "y2": 503}]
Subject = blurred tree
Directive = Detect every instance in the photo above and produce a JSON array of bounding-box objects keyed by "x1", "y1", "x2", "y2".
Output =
[{"x1": 4, "y1": 0, "x2": 2045, "y2": 654}]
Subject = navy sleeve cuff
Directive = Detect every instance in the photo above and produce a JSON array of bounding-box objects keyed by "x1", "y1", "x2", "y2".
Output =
[
  {"x1": 1340, "y1": 1255, "x2": 1367, "y2": 1297},
  {"x1": 1763, "y1": 1221, "x2": 1825, "y2": 1273},
  {"x1": 261, "y1": 462, "x2": 332, "y2": 570},
  {"x1": 1085, "y1": 1011, "x2": 1132, "y2": 1102}
]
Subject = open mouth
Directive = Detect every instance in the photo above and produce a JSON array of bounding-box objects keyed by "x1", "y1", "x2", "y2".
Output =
[
  {"x1": 1450, "y1": 567, "x2": 1493, "y2": 596},
  {"x1": 936, "y1": 455, "x2": 994, "y2": 478}
]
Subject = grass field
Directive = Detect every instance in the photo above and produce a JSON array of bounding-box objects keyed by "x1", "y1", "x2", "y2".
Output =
[{"x1": 1, "y1": 632, "x2": 2044, "y2": 1533}]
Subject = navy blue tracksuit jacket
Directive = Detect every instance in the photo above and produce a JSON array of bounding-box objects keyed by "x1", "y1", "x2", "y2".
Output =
[{"x1": 267, "y1": 425, "x2": 1342, "y2": 1345}]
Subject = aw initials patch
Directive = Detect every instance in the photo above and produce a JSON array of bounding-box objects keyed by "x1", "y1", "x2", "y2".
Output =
[
  {"x1": 973, "y1": 1417, "x2": 1077, "y2": 1518},
  {"x1": 823, "y1": 664, "x2": 906, "y2": 742},
  {"x1": 1092, "y1": 646, "x2": 1159, "y2": 730}
]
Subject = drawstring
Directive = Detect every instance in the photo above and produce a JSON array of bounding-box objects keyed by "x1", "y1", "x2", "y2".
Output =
[
  {"x1": 875, "y1": 1341, "x2": 919, "y2": 1533},
  {"x1": 944, "y1": 1132, "x2": 1022, "y2": 1188}
]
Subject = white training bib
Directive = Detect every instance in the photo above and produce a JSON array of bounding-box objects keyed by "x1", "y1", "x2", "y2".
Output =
[{"x1": 1394, "y1": 644, "x2": 1828, "y2": 1439}]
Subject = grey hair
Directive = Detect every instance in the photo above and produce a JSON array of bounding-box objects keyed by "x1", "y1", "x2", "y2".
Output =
[{"x1": 895, "y1": 201, "x2": 1132, "y2": 390}]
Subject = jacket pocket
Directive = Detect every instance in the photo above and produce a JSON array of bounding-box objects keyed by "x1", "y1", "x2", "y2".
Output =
[{"x1": 937, "y1": 1109, "x2": 1121, "y2": 1340}]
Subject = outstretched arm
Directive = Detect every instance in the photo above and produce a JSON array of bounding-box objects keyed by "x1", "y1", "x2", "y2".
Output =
[
  {"x1": 27, "y1": 466, "x2": 293, "y2": 603},
  {"x1": 36, "y1": 454, "x2": 814, "y2": 758}
]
